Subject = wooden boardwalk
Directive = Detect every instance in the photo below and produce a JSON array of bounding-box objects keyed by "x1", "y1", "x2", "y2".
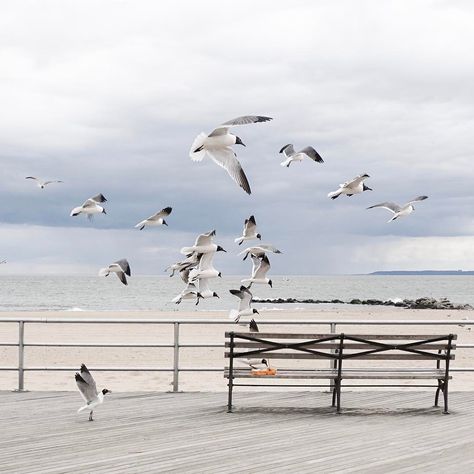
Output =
[{"x1": 1, "y1": 390, "x2": 474, "y2": 473}]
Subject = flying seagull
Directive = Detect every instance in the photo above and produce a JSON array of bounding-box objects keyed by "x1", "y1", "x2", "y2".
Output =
[
  {"x1": 328, "y1": 174, "x2": 372, "y2": 199},
  {"x1": 189, "y1": 115, "x2": 273, "y2": 195},
  {"x1": 70, "y1": 194, "x2": 107, "y2": 219},
  {"x1": 367, "y1": 196, "x2": 428, "y2": 222},
  {"x1": 239, "y1": 244, "x2": 282, "y2": 261},
  {"x1": 196, "y1": 277, "x2": 220, "y2": 300},
  {"x1": 75, "y1": 364, "x2": 111, "y2": 421},
  {"x1": 135, "y1": 206, "x2": 172, "y2": 230},
  {"x1": 165, "y1": 252, "x2": 200, "y2": 277},
  {"x1": 235, "y1": 215, "x2": 261, "y2": 245},
  {"x1": 189, "y1": 250, "x2": 223, "y2": 281},
  {"x1": 172, "y1": 269, "x2": 203, "y2": 305},
  {"x1": 279, "y1": 144, "x2": 324, "y2": 167},
  {"x1": 25, "y1": 177, "x2": 63, "y2": 189},
  {"x1": 99, "y1": 259, "x2": 131, "y2": 285},
  {"x1": 180, "y1": 230, "x2": 226, "y2": 255},
  {"x1": 229, "y1": 285, "x2": 259, "y2": 323},
  {"x1": 241, "y1": 255, "x2": 273, "y2": 288}
]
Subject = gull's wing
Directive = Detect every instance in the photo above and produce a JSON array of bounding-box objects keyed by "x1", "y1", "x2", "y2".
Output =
[
  {"x1": 279, "y1": 144, "x2": 294, "y2": 157},
  {"x1": 366, "y1": 202, "x2": 401, "y2": 213},
  {"x1": 148, "y1": 206, "x2": 172, "y2": 221},
  {"x1": 25, "y1": 176, "x2": 39, "y2": 181},
  {"x1": 180, "y1": 268, "x2": 190, "y2": 284},
  {"x1": 229, "y1": 285, "x2": 252, "y2": 311},
  {"x1": 257, "y1": 244, "x2": 282, "y2": 254},
  {"x1": 43, "y1": 180, "x2": 63, "y2": 186},
  {"x1": 194, "y1": 230, "x2": 216, "y2": 246},
  {"x1": 209, "y1": 115, "x2": 273, "y2": 136},
  {"x1": 207, "y1": 148, "x2": 251, "y2": 195},
  {"x1": 197, "y1": 251, "x2": 216, "y2": 271},
  {"x1": 197, "y1": 277, "x2": 210, "y2": 293},
  {"x1": 342, "y1": 174, "x2": 368, "y2": 188},
  {"x1": 243, "y1": 215, "x2": 257, "y2": 237},
  {"x1": 114, "y1": 259, "x2": 131, "y2": 276},
  {"x1": 221, "y1": 115, "x2": 273, "y2": 127},
  {"x1": 82, "y1": 199, "x2": 98, "y2": 208},
  {"x1": 109, "y1": 267, "x2": 127, "y2": 285},
  {"x1": 249, "y1": 319, "x2": 259, "y2": 332},
  {"x1": 406, "y1": 196, "x2": 428, "y2": 205},
  {"x1": 90, "y1": 194, "x2": 107, "y2": 203},
  {"x1": 299, "y1": 146, "x2": 324, "y2": 163},
  {"x1": 253, "y1": 255, "x2": 271, "y2": 279},
  {"x1": 75, "y1": 364, "x2": 98, "y2": 402},
  {"x1": 250, "y1": 255, "x2": 261, "y2": 277}
]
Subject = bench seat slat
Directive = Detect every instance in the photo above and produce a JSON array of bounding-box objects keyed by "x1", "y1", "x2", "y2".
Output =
[
  {"x1": 225, "y1": 352, "x2": 455, "y2": 360},
  {"x1": 224, "y1": 368, "x2": 450, "y2": 380}
]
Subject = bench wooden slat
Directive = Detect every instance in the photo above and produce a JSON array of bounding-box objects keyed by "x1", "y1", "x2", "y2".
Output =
[
  {"x1": 224, "y1": 368, "x2": 450, "y2": 380},
  {"x1": 226, "y1": 342, "x2": 455, "y2": 350},
  {"x1": 226, "y1": 332, "x2": 457, "y2": 340},
  {"x1": 225, "y1": 352, "x2": 455, "y2": 360}
]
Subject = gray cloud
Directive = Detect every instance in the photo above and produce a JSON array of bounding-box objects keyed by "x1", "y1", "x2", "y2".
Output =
[{"x1": 1, "y1": 0, "x2": 474, "y2": 274}]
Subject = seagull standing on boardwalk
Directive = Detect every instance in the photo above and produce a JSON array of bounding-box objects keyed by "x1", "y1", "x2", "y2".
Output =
[
  {"x1": 189, "y1": 115, "x2": 272, "y2": 195},
  {"x1": 99, "y1": 259, "x2": 131, "y2": 285},
  {"x1": 328, "y1": 174, "x2": 372, "y2": 200},
  {"x1": 229, "y1": 285, "x2": 259, "y2": 323},
  {"x1": 235, "y1": 215, "x2": 261, "y2": 245},
  {"x1": 70, "y1": 194, "x2": 107, "y2": 219},
  {"x1": 367, "y1": 196, "x2": 428, "y2": 222},
  {"x1": 135, "y1": 207, "x2": 172, "y2": 230},
  {"x1": 75, "y1": 364, "x2": 111, "y2": 421},
  {"x1": 25, "y1": 177, "x2": 63, "y2": 189},
  {"x1": 279, "y1": 144, "x2": 324, "y2": 167}
]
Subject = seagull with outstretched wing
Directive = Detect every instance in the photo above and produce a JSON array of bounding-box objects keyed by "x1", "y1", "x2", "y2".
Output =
[
  {"x1": 135, "y1": 206, "x2": 172, "y2": 230},
  {"x1": 279, "y1": 144, "x2": 324, "y2": 167},
  {"x1": 189, "y1": 115, "x2": 273, "y2": 195},
  {"x1": 99, "y1": 259, "x2": 131, "y2": 285},
  {"x1": 367, "y1": 196, "x2": 428, "y2": 222},
  {"x1": 25, "y1": 176, "x2": 63, "y2": 189},
  {"x1": 75, "y1": 364, "x2": 111, "y2": 421}
]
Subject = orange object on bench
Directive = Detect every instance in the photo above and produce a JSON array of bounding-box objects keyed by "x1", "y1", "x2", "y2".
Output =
[{"x1": 251, "y1": 367, "x2": 277, "y2": 376}]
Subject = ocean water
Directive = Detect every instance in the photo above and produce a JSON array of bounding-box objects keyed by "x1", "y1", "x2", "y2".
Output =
[{"x1": 0, "y1": 275, "x2": 473, "y2": 312}]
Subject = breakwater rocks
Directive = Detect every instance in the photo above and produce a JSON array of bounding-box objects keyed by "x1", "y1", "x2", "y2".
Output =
[{"x1": 252, "y1": 296, "x2": 473, "y2": 310}]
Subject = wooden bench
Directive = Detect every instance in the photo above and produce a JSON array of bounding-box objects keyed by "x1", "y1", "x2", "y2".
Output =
[{"x1": 224, "y1": 332, "x2": 456, "y2": 414}]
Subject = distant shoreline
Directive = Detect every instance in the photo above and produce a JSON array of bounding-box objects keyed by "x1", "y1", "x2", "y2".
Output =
[{"x1": 369, "y1": 270, "x2": 474, "y2": 276}]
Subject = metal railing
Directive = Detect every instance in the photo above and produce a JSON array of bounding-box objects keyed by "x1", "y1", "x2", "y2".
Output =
[{"x1": 1, "y1": 317, "x2": 474, "y2": 392}]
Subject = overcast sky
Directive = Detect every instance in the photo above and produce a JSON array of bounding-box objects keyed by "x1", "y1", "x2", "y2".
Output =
[{"x1": 1, "y1": 0, "x2": 474, "y2": 275}]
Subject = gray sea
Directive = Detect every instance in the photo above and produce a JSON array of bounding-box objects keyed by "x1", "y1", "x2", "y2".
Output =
[{"x1": 0, "y1": 275, "x2": 473, "y2": 312}]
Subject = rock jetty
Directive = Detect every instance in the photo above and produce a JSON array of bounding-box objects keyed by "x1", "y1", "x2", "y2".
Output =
[{"x1": 252, "y1": 296, "x2": 472, "y2": 310}]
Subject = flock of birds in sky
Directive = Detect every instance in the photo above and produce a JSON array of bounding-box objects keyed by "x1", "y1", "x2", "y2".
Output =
[{"x1": 12, "y1": 114, "x2": 430, "y2": 419}]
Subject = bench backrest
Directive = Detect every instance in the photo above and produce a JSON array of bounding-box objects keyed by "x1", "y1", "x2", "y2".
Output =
[{"x1": 225, "y1": 332, "x2": 456, "y2": 363}]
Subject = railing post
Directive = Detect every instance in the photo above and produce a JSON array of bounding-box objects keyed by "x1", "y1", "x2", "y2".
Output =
[
  {"x1": 329, "y1": 322, "x2": 337, "y2": 391},
  {"x1": 172, "y1": 322, "x2": 180, "y2": 392},
  {"x1": 17, "y1": 321, "x2": 25, "y2": 392}
]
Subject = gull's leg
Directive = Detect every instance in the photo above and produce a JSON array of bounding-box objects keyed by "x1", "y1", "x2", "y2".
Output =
[{"x1": 89, "y1": 410, "x2": 94, "y2": 421}]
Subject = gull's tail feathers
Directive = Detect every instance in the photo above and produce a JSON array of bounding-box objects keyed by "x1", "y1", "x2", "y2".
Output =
[
  {"x1": 98, "y1": 268, "x2": 109, "y2": 277},
  {"x1": 229, "y1": 309, "x2": 240, "y2": 323},
  {"x1": 189, "y1": 133, "x2": 208, "y2": 161}
]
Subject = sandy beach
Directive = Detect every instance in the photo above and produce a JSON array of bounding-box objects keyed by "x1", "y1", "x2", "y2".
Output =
[{"x1": 0, "y1": 306, "x2": 472, "y2": 392}]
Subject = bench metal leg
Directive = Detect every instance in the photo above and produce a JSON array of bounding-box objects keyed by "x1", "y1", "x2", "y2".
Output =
[
  {"x1": 336, "y1": 380, "x2": 342, "y2": 413},
  {"x1": 227, "y1": 382, "x2": 233, "y2": 413},
  {"x1": 331, "y1": 385, "x2": 337, "y2": 407},
  {"x1": 443, "y1": 380, "x2": 449, "y2": 415},
  {"x1": 434, "y1": 380, "x2": 442, "y2": 407}
]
